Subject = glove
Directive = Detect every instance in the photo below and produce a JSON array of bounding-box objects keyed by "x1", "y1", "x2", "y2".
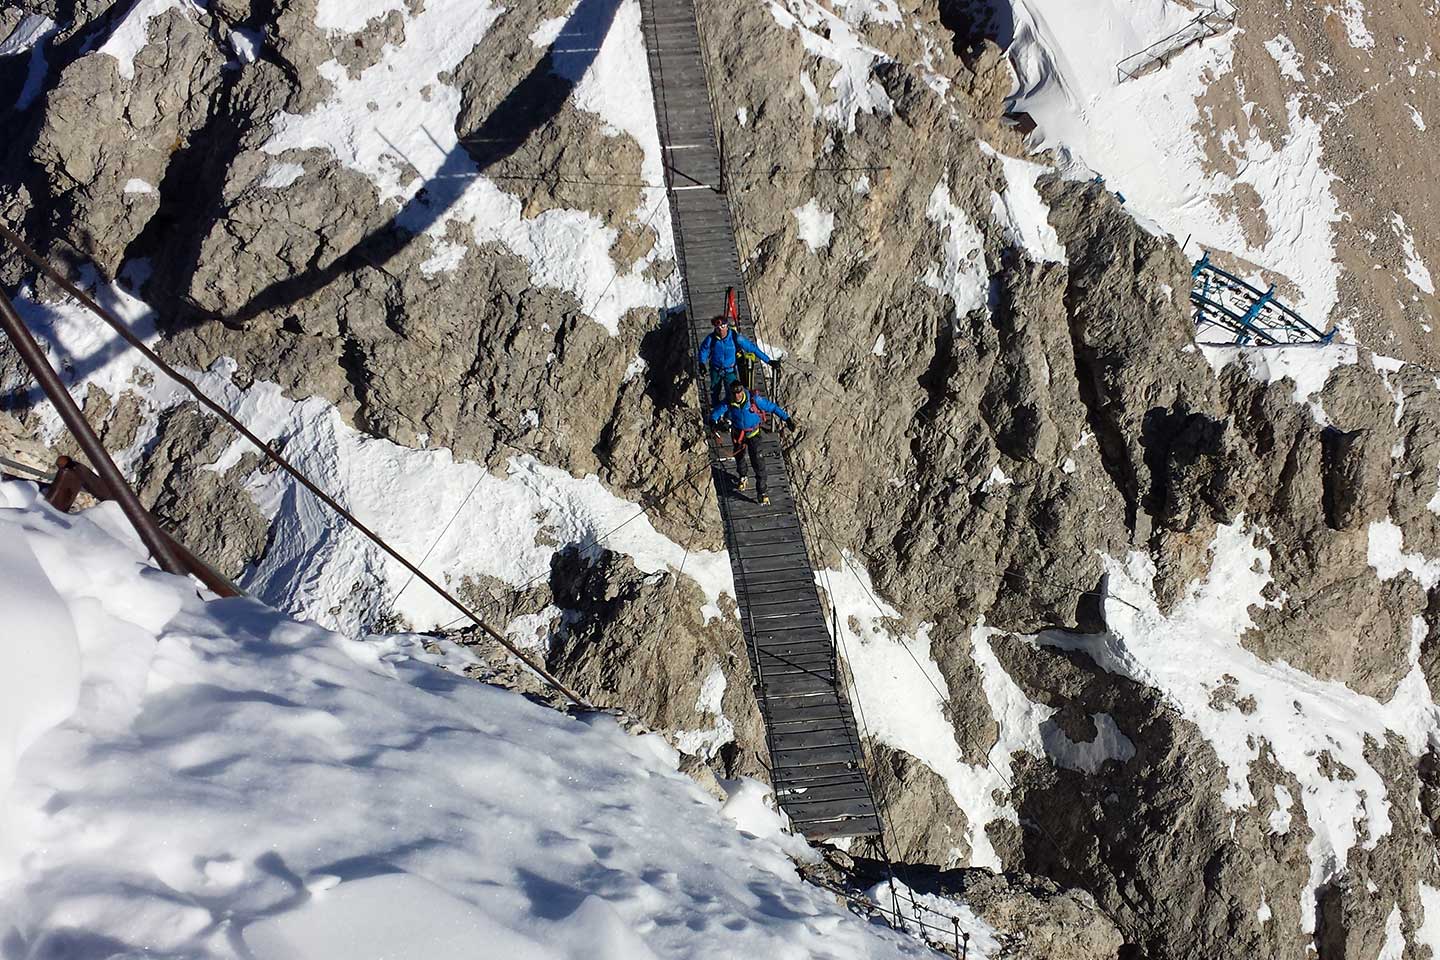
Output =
[{"x1": 784, "y1": 416, "x2": 798, "y2": 431}]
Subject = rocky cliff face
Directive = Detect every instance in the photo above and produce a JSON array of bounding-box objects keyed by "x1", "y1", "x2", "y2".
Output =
[{"x1": 3, "y1": 1, "x2": 1438, "y2": 957}]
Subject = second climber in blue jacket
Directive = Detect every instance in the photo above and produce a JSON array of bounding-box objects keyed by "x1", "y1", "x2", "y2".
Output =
[
  {"x1": 711, "y1": 380, "x2": 794, "y2": 505},
  {"x1": 698, "y1": 314, "x2": 774, "y2": 403}
]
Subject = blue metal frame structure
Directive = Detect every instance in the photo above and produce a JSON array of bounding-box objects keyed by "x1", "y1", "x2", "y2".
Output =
[{"x1": 1190, "y1": 253, "x2": 1336, "y2": 346}]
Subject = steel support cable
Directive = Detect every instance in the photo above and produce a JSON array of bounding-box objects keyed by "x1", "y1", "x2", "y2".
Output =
[
  {"x1": 0, "y1": 222, "x2": 593, "y2": 709},
  {"x1": 786, "y1": 459, "x2": 918, "y2": 930}
]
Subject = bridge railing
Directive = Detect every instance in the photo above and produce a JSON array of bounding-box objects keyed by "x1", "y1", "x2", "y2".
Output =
[{"x1": 1115, "y1": 0, "x2": 1238, "y2": 83}]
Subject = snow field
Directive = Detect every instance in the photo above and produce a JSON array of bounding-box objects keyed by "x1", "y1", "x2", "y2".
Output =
[
  {"x1": 1006, "y1": 0, "x2": 1347, "y2": 325},
  {"x1": 0, "y1": 482, "x2": 934, "y2": 959}
]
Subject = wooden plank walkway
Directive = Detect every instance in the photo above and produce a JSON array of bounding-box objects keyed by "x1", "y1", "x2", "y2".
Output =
[{"x1": 638, "y1": 0, "x2": 880, "y2": 841}]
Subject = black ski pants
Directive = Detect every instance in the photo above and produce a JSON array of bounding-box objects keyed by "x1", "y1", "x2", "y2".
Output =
[{"x1": 734, "y1": 431, "x2": 767, "y2": 496}]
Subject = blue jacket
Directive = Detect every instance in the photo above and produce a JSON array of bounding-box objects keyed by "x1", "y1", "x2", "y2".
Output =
[
  {"x1": 698, "y1": 329, "x2": 771, "y2": 371},
  {"x1": 711, "y1": 389, "x2": 789, "y2": 434}
]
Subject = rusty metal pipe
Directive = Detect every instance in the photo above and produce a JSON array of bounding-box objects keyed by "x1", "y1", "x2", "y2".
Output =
[{"x1": 0, "y1": 289, "x2": 189, "y2": 577}]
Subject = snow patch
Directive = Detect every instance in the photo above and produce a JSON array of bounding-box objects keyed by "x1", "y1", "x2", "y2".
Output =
[
  {"x1": 14, "y1": 282, "x2": 734, "y2": 637},
  {"x1": 1264, "y1": 35, "x2": 1305, "y2": 82},
  {"x1": 262, "y1": 0, "x2": 675, "y2": 335},
  {"x1": 1199, "y1": 341, "x2": 1357, "y2": 425},
  {"x1": 1368, "y1": 518, "x2": 1440, "y2": 589},
  {"x1": 1269, "y1": 784, "x2": 1294, "y2": 834},
  {"x1": 922, "y1": 181, "x2": 988, "y2": 322},
  {"x1": 982, "y1": 143, "x2": 1067, "y2": 264},
  {"x1": 869, "y1": 880, "x2": 1002, "y2": 959},
  {"x1": 673, "y1": 662, "x2": 735, "y2": 760},
  {"x1": 123, "y1": 179, "x2": 154, "y2": 194},
  {"x1": 0, "y1": 488, "x2": 925, "y2": 957},
  {"x1": 766, "y1": 0, "x2": 894, "y2": 132},
  {"x1": 1006, "y1": 0, "x2": 1346, "y2": 324},
  {"x1": 98, "y1": 0, "x2": 199, "y2": 79},
  {"x1": 792, "y1": 198, "x2": 835, "y2": 252},
  {"x1": 1393, "y1": 214, "x2": 1436, "y2": 295},
  {"x1": 1327, "y1": 0, "x2": 1375, "y2": 50}
]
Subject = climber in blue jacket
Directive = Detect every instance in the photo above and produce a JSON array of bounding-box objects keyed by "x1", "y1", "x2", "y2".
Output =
[
  {"x1": 710, "y1": 381, "x2": 794, "y2": 504},
  {"x1": 697, "y1": 314, "x2": 774, "y2": 403}
]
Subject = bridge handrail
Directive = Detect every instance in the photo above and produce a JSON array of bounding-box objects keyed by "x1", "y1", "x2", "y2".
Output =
[{"x1": 1115, "y1": 1, "x2": 1238, "y2": 82}]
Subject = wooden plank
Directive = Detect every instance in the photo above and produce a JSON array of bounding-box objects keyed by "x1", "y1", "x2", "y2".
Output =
[
  {"x1": 761, "y1": 672, "x2": 840, "y2": 697},
  {"x1": 766, "y1": 703, "x2": 851, "y2": 726},
  {"x1": 771, "y1": 742, "x2": 864, "y2": 767},
  {"x1": 797, "y1": 816, "x2": 882, "y2": 840},
  {"x1": 778, "y1": 797, "x2": 878, "y2": 822},
  {"x1": 737, "y1": 553, "x2": 812, "y2": 577},
  {"x1": 776, "y1": 781, "x2": 873, "y2": 804},
  {"x1": 730, "y1": 535, "x2": 808, "y2": 559},
  {"x1": 756, "y1": 641, "x2": 834, "y2": 660},
  {"x1": 737, "y1": 573, "x2": 818, "y2": 597},
  {"x1": 770, "y1": 728, "x2": 857, "y2": 752}
]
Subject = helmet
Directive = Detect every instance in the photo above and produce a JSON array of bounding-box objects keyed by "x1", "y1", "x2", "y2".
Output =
[
  {"x1": 712, "y1": 315, "x2": 728, "y2": 327},
  {"x1": 729, "y1": 382, "x2": 747, "y2": 402}
]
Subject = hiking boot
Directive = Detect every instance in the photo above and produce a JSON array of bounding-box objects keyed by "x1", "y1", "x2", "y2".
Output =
[
  {"x1": 737, "y1": 476, "x2": 748, "y2": 491},
  {"x1": 759, "y1": 494, "x2": 771, "y2": 505}
]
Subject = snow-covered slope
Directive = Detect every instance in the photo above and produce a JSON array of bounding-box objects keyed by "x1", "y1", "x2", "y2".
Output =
[
  {"x1": 1005, "y1": 0, "x2": 1343, "y2": 324},
  {"x1": 0, "y1": 481, "x2": 929, "y2": 959}
]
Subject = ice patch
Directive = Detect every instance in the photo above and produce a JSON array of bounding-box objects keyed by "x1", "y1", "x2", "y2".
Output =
[
  {"x1": 0, "y1": 13, "x2": 53, "y2": 55},
  {"x1": 260, "y1": 162, "x2": 306, "y2": 189},
  {"x1": 1040, "y1": 712, "x2": 1135, "y2": 775},
  {"x1": 228, "y1": 27, "x2": 260, "y2": 63},
  {"x1": 792, "y1": 199, "x2": 835, "y2": 252}
]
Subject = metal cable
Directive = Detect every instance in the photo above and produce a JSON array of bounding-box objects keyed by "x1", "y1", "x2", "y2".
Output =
[{"x1": 0, "y1": 222, "x2": 593, "y2": 709}]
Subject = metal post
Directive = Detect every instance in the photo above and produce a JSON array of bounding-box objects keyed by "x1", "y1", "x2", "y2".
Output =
[{"x1": 0, "y1": 290, "x2": 189, "y2": 576}]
